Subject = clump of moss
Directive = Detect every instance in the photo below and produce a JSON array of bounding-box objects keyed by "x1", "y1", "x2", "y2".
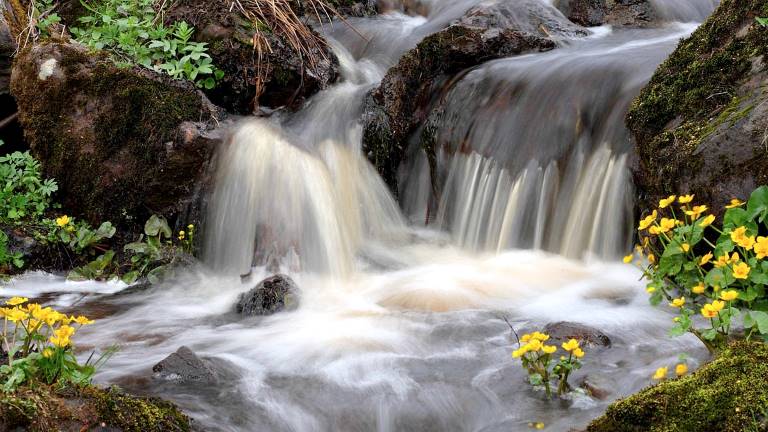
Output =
[
  {"x1": 587, "y1": 342, "x2": 768, "y2": 432},
  {"x1": 0, "y1": 383, "x2": 191, "y2": 432}
]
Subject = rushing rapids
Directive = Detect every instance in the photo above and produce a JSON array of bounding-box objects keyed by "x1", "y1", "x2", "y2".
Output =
[{"x1": 6, "y1": 0, "x2": 720, "y2": 430}]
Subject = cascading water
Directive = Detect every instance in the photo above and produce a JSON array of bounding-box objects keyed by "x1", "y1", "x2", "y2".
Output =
[{"x1": 5, "y1": 0, "x2": 721, "y2": 431}]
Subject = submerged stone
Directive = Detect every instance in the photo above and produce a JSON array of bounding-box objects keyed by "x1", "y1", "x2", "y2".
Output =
[
  {"x1": 152, "y1": 346, "x2": 216, "y2": 384},
  {"x1": 236, "y1": 274, "x2": 299, "y2": 316}
]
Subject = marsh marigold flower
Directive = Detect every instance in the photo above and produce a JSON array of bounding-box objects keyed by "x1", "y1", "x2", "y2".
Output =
[
  {"x1": 573, "y1": 348, "x2": 585, "y2": 358},
  {"x1": 692, "y1": 282, "x2": 706, "y2": 294},
  {"x1": 653, "y1": 367, "x2": 668, "y2": 380},
  {"x1": 701, "y1": 300, "x2": 725, "y2": 318},
  {"x1": 680, "y1": 243, "x2": 690, "y2": 253},
  {"x1": 5, "y1": 297, "x2": 28, "y2": 306},
  {"x1": 71, "y1": 315, "x2": 94, "y2": 325},
  {"x1": 648, "y1": 253, "x2": 656, "y2": 264},
  {"x1": 699, "y1": 252, "x2": 713, "y2": 266},
  {"x1": 658, "y1": 218, "x2": 677, "y2": 233},
  {"x1": 562, "y1": 339, "x2": 580, "y2": 352},
  {"x1": 638, "y1": 210, "x2": 658, "y2": 231},
  {"x1": 726, "y1": 198, "x2": 745, "y2": 209},
  {"x1": 675, "y1": 363, "x2": 688, "y2": 376},
  {"x1": 669, "y1": 297, "x2": 685, "y2": 308},
  {"x1": 646, "y1": 286, "x2": 656, "y2": 294},
  {"x1": 685, "y1": 205, "x2": 708, "y2": 218},
  {"x1": 720, "y1": 290, "x2": 739, "y2": 301},
  {"x1": 699, "y1": 214, "x2": 716, "y2": 227},
  {"x1": 542, "y1": 345, "x2": 557, "y2": 354},
  {"x1": 659, "y1": 195, "x2": 676, "y2": 208},
  {"x1": 623, "y1": 254, "x2": 633, "y2": 264},
  {"x1": 678, "y1": 194, "x2": 694, "y2": 204},
  {"x1": 754, "y1": 236, "x2": 768, "y2": 259},
  {"x1": 733, "y1": 262, "x2": 751, "y2": 279},
  {"x1": 731, "y1": 226, "x2": 748, "y2": 243},
  {"x1": 55, "y1": 215, "x2": 70, "y2": 227}
]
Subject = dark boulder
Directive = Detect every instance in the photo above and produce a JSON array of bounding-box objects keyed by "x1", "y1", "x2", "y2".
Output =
[
  {"x1": 362, "y1": 16, "x2": 555, "y2": 193},
  {"x1": 164, "y1": 0, "x2": 338, "y2": 114},
  {"x1": 553, "y1": 0, "x2": 657, "y2": 27},
  {"x1": 152, "y1": 346, "x2": 217, "y2": 384},
  {"x1": 627, "y1": 0, "x2": 768, "y2": 215},
  {"x1": 10, "y1": 41, "x2": 226, "y2": 229},
  {"x1": 543, "y1": 321, "x2": 612, "y2": 348},
  {"x1": 236, "y1": 274, "x2": 299, "y2": 316}
]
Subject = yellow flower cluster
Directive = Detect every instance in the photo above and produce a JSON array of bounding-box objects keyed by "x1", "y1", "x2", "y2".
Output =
[
  {"x1": 513, "y1": 332, "x2": 557, "y2": 357},
  {"x1": 701, "y1": 300, "x2": 725, "y2": 319},
  {"x1": 561, "y1": 339, "x2": 585, "y2": 358},
  {"x1": 55, "y1": 215, "x2": 70, "y2": 227},
  {"x1": 653, "y1": 363, "x2": 688, "y2": 380},
  {"x1": 0, "y1": 297, "x2": 94, "y2": 351}
]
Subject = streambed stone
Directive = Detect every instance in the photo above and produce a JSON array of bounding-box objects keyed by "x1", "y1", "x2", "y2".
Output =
[
  {"x1": 153, "y1": 346, "x2": 216, "y2": 384},
  {"x1": 236, "y1": 274, "x2": 299, "y2": 316},
  {"x1": 542, "y1": 321, "x2": 612, "y2": 348}
]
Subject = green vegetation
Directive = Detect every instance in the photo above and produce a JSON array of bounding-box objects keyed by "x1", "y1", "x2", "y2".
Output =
[
  {"x1": 629, "y1": 188, "x2": 768, "y2": 352},
  {"x1": 510, "y1": 330, "x2": 586, "y2": 398},
  {"x1": 587, "y1": 342, "x2": 768, "y2": 432},
  {"x1": 35, "y1": 0, "x2": 223, "y2": 88}
]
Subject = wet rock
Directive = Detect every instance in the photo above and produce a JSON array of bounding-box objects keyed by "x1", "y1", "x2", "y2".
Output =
[
  {"x1": 362, "y1": 14, "x2": 555, "y2": 193},
  {"x1": 153, "y1": 346, "x2": 216, "y2": 384},
  {"x1": 543, "y1": 321, "x2": 612, "y2": 348},
  {"x1": 628, "y1": 0, "x2": 768, "y2": 216},
  {"x1": 10, "y1": 41, "x2": 226, "y2": 228},
  {"x1": 580, "y1": 375, "x2": 613, "y2": 400},
  {"x1": 236, "y1": 274, "x2": 299, "y2": 315},
  {"x1": 164, "y1": 0, "x2": 338, "y2": 114},
  {"x1": 553, "y1": 0, "x2": 657, "y2": 27}
]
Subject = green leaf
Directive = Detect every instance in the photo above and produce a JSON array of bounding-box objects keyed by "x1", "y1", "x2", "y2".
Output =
[
  {"x1": 744, "y1": 310, "x2": 768, "y2": 334},
  {"x1": 747, "y1": 186, "x2": 768, "y2": 222},
  {"x1": 144, "y1": 215, "x2": 172, "y2": 238},
  {"x1": 756, "y1": 17, "x2": 768, "y2": 27}
]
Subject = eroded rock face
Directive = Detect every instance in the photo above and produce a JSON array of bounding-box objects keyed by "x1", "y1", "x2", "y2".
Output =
[
  {"x1": 11, "y1": 41, "x2": 225, "y2": 228},
  {"x1": 165, "y1": 0, "x2": 338, "y2": 114},
  {"x1": 236, "y1": 274, "x2": 299, "y2": 316},
  {"x1": 553, "y1": 0, "x2": 657, "y2": 27},
  {"x1": 628, "y1": 0, "x2": 768, "y2": 215},
  {"x1": 362, "y1": 15, "x2": 555, "y2": 192}
]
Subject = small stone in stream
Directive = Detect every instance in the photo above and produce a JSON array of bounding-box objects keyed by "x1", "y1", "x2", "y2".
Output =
[
  {"x1": 580, "y1": 376, "x2": 612, "y2": 400},
  {"x1": 152, "y1": 346, "x2": 216, "y2": 384},
  {"x1": 236, "y1": 274, "x2": 299, "y2": 316},
  {"x1": 543, "y1": 321, "x2": 611, "y2": 348}
]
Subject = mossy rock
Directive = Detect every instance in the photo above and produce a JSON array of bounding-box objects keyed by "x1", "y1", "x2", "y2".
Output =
[
  {"x1": 0, "y1": 383, "x2": 191, "y2": 432},
  {"x1": 627, "y1": 0, "x2": 768, "y2": 215},
  {"x1": 10, "y1": 41, "x2": 223, "y2": 230},
  {"x1": 587, "y1": 341, "x2": 768, "y2": 432}
]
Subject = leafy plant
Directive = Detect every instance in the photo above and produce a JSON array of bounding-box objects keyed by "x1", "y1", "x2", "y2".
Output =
[
  {"x1": 511, "y1": 330, "x2": 585, "y2": 398},
  {"x1": 0, "y1": 231, "x2": 24, "y2": 271},
  {"x1": 0, "y1": 297, "x2": 108, "y2": 392},
  {"x1": 122, "y1": 214, "x2": 175, "y2": 284},
  {"x1": 628, "y1": 186, "x2": 768, "y2": 353},
  {"x1": 71, "y1": 0, "x2": 224, "y2": 89},
  {"x1": 33, "y1": 0, "x2": 62, "y2": 38},
  {"x1": 0, "y1": 141, "x2": 58, "y2": 224}
]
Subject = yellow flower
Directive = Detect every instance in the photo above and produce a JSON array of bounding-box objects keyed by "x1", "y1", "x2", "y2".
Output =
[
  {"x1": 6, "y1": 308, "x2": 27, "y2": 322},
  {"x1": 562, "y1": 339, "x2": 580, "y2": 352},
  {"x1": 699, "y1": 252, "x2": 713, "y2": 266},
  {"x1": 648, "y1": 253, "x2": 656, "y2": 264},
  {"x1": 685, "y1": 205, "x2": 708, "y2": 218},
  {"x1": 648, "y1": 226, "x2": 661, "y2": 235},
  {"x1": 659, "y1": 195, "x2": 677, "y2": 208},
  {"x1": 653, "y1": 367, "x2": 668, "y2": 380},
  {"x1": 535, "y1": 422, "x2": 545, "y2": 430},
  {"x1": 5, "y1": 297, "x2": 28, "y2": 306},
  {"x1": 530, "y1": 332, "x2": 549, "y2": 341},
  {"x1": 527, "y1": 339, "x2": 543, "y2": 352},
  {"x1": 521, "y1": 333, "x2": 532, "y2": 343},
  {"x1": 714, "y1": 253, "x2": 738, "y2": 269},
  {"x1": 733, "y1": 262, "x2": 751, "y2": 279},
  {"x1": 731, "y1": 226, "x2": 748, "y2": 243},
  {"x1": 738, "y1": 235, "x2": 756, "y2": 249},
  {"x1": 646, "y1": 286, "x2": 656, "y2": 294},
  {"x1": 725, "y1": 198, "x2": 745, "y2": 209},
  {"x1": 542, "y1": 345, "x2": 557, "y2": 354},
  {"x1": 49, "y1": 335, "x2": 70, "y2": 348},
  {"x1": 187, "y1": 224, "x2": 194, "y2": 230},
  {"x1": 673, "y1": 317, "x2": 680, "y2": 322},
  {"x1": 699, "y1": 214, "x2": 716, "y2": 228},
  {"x1": 638, "y1": 210, "x2": 658, "y2": 231},
  {"x1": 623, "y1": 254, "x2": 633, "y2": 264},
  {"x1": 512, "y1": 348, "x2": 525, "y2": 358},
  {"x1": 755, "y1": 236, "x2": 768, "y2": 259},
  {"x1": 680, "y1": 243, "x2": 690, "y2": 253},
  {"x1": 179, "y1": 230, "x2": 185, "y2": 236},
  {"x1": 678, "y1": 194, "x2": 694, "y2": 204},
  {"x1": 42, "y1": 348, "x2": 54, "y2": 358},
  {"x1": 675, "y1": 363, "x2": 688, "y2": 376},
  {"x1": 692, "y1": 282, "x2": 706, "y2": 294},
  {"x1": 669, "y1": 297, "x2": 685, "y2": 308},
  {"x1": 71, "y1": 315, "x2": 94, "y2": 325},
  {"x1": 720, "y1": 290, "x2": 739, "y2": 301},
  {"x1": 658, "y1": 218, "x2": 677, "y2": 233},
  {"x1": 572, "y1": 348, "x2": 585, "y2": 358},
  {"x1": 55, "y1": 215, "x2": 70, "y2": 227}
]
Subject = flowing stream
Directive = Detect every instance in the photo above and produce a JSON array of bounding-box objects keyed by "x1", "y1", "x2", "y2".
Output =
[{"x1": 5, "y1": 0, "x2": 720, "y2": 431}]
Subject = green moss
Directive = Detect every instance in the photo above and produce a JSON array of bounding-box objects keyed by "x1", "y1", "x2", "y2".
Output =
[
  {"x1": 587, "y1": 342, "x2": 768, "y2": 432},
  {"x1": 0, "y1": 383, "x2": 190, "y2": 432}
]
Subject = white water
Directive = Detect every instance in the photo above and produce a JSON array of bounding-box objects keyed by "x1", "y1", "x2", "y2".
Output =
[{"x1": 4, "y1": 0, "x2": 719, "y2": 430}]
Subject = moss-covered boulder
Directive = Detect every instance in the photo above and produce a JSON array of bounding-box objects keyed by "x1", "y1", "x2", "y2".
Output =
[
  {"x1": 587, "y1": 342, "x2": 768, "y2": 432},
  {"x1": 10, "y1": 41, "x2": 225, "y2": 229},
  {"x1": 0, "y1": 384, "x2": 191, "y2": 431},
  {"x1": 361, "y1": 6, "x2": 556, "y2": 193},
  {"x1": 553, "y1": 0, "x2": 657, "y2": 27},
  {"x1": 628, "y1": 0, "x2": 768, "y2": 215},
  {"x1": 164, "y1": 0, "x2": 338, "y2": 114}
]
